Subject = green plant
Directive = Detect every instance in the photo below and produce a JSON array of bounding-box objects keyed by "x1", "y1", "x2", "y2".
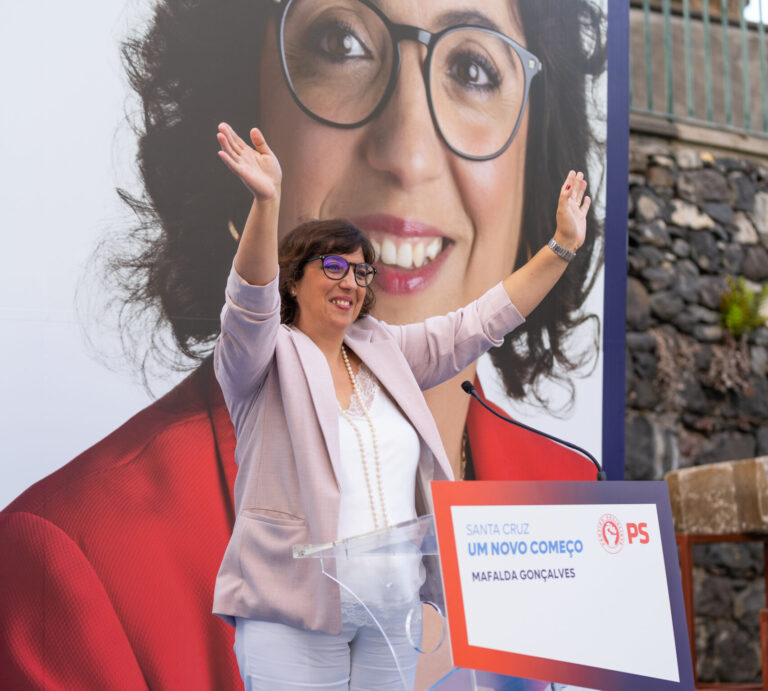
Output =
[{"x1": 719, "y1": 276, "x2": 768, "y2": 338}]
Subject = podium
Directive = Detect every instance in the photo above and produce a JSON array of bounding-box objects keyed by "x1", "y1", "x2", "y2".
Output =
[
  {"x1": 293, "y1": 514, "x2": 528, "y2": 690},
  {"x1": 295, "y1": 481, "x2": 696, "y2": 690}
]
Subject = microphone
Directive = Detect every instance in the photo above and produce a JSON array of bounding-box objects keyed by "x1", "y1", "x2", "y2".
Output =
[{"x1": 461, "y1": 381, "x2": 607, "y2": 481}]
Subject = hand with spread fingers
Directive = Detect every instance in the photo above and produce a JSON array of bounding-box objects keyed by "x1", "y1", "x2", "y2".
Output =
[
  {"x1": 500, "y1": 169, "x2": 591, "y2": 318},
  {"x1": 217, "y1": 124, "x2": 283, "y2": 286},
  {"x1": 554, "y1": 170, "x2": 591, "y2": 254},
  {"x1": 217, "y1": 123, "x2": 282, "y2": 201}
]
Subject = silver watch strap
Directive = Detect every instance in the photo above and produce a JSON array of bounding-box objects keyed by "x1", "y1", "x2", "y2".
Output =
[{"x1": 547, "y1": 237, "x2": 576, "y2": 263}]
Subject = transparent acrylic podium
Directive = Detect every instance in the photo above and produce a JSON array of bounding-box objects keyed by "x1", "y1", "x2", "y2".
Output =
[{"x1": 293, "y1": 515, "x2": 533, "y2": 691}]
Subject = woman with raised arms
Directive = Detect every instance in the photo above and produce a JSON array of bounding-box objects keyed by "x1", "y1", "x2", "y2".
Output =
[{"x1": 212, "y1": 121, "x2": 589, "y2": 689}]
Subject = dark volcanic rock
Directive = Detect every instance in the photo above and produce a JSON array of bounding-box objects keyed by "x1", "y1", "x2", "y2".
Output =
[
  {"x1": 625, "y1": 415, "x2": 656, "y2": 480},
  {"x1": 696, "y1": 543, "x2": 764, "y2": 578},
  {"x1": 674, "y1": 310, "x2": 696, "y2": 333},
  {"x1": 641, "y1": 265, "x2": 675, "y2": 292},
  {"x1": 687, "y1": 305, "x2": 720, "y2": 324},
  {"x1": 678, "y1": 169, "x2": 729, "y2": 204},
  {"x1": 734, "y1": 581, "x2": 766, "y2": 630},
  {"x1": 638, "y1": 245, "x2": 665, "y2": 266},
  {"x1": 716, "y1": 157, "x2": 748, "y2": 173},
  {"x1": 756, "y1": 425, "x2": 768, "y2": 455},
  {"x1": 632, "y1": 351, "x2": 658, "y2": 380},
  {"x1": 650, "y1": 291, "x2": 685, "y2": 322},
  {"x1": 689, "y1": 231, "x2": 720, "y2": 272},
  {"x1": 694, "y1": 344, "x2": 713, "y2": 371},
  {"x1": 698, "y1": 275, "x2": 728, "y2": 310},
  {"x1": 675, "y1": 259, "x2": 701, "y2": 302},
  {"x1": 729, "y1": 171, "x2": 756, "y2": 211},
  {"x1": 695, "y1": 432, "x2": 756, "y2": 465},
  {"x1": 682, "y1": 376, "x2": 708, "y2": 414},
  {"x1": 721, "y1": 244, "x2": 744, "y2": 274},
  {"x1": 695, "y1": 572, "x2": 733, "y2": 618},
  {"x1": 752, "y1": 327, "x2": 768, "y2": 346},
  {"x1": 741, "y1": 245, "x2": 768, "y2": 281},
  {"x1": 736, "y1": 377, "x2": 768, "y2": 418},
  {"x1": 635, "y1": 221, "x2": 671, "y2": 247},
  {"x1": 703, "y1": 202, "x2": 734, "y2": 226},
  {"x1": 631, "y1": 379, "x2": 659, "y2": 409},
  {"x1": 627, "y1": 252, "x2": 647, "y2": 275},
  {"x1": 626, "y1": 277, "x2": 650, "y2": 330},
  {"x1": 626, "y1": 332, "x2": 657, "y2": 352},
  {"x1": 711, "y1": 624, "x2": 761, "y2": 684},
  {"x1": 672, "y1": 238, "x2": 691, "y2": 258}
]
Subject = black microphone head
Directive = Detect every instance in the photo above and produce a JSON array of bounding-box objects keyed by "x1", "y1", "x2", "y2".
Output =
[{"x1": 461, "y1": 380, "x2": 474, "y2": 394}]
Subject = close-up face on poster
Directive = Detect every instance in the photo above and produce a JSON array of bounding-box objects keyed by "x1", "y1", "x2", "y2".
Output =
[{"x1": 1, "y1": 0, "x2": 626, "y2": 688}]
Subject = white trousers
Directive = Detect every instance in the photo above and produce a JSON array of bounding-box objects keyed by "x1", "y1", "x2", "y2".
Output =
[{"x1": 234, "y1": 617, "x2": 418, "y2": 691}]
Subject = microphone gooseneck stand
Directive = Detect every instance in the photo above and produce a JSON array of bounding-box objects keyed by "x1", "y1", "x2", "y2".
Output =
[{"x1": 461, "y1": 381, "x2": 607, "y2": 481}]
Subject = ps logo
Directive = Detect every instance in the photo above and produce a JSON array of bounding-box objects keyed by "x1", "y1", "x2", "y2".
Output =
[
  {"x1": 597, "y1": 515, "x2": 651, "y2": 554},
  {"x1": 627, "y1": 522, "x2": 650, "y2": 544},
  {"x1": 597, "y1": 514, "x2": 624, "y2": 554}
]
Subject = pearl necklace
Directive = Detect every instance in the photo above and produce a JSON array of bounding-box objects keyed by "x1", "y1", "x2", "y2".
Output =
[{"x1": 339, "y1": 345, "x2": 389, "y2": 529}]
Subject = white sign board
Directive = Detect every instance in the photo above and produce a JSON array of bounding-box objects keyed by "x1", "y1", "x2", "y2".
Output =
[{"x1": 451, "y1": 503, "x2": 678, "y2": 681}]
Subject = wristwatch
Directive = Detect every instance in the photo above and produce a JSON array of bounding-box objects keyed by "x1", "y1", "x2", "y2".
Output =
[{"x1": 547, "y1": 237, "x2": 577, "y2": 263}]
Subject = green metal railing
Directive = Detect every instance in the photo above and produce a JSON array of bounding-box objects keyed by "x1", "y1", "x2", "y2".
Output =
[{"x1": 630, "y1": 0, "x2": 768, "y2": 137}]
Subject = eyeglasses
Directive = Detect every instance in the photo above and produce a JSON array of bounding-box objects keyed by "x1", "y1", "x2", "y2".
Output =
[
  {"x1": 304, "y1": 254, "x2": 377, "y2": 287},
  {"x1": 276, "y1": 0, "x2": 542, "y2": 161}
]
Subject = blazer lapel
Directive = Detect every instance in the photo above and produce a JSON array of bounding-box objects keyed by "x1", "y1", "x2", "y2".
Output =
[{"x1": 289, "y1": 327, "x2": 342, "y2": 480}]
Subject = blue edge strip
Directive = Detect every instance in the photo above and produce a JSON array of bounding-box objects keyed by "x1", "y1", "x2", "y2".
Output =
[{"x1": 603, "y1": 0, "x2": 630, "y2": 480}]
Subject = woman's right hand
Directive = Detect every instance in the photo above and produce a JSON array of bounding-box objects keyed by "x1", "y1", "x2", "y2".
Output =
[
  {"x1": 217, "y1": 123, "x2": 282, "y2": 201},
  {"x1": 220, "y1": 123, "x2": 281, "y2": 286}
]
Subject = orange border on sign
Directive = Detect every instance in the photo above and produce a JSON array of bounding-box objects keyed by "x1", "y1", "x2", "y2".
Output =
[{"x1": 430, "y1": 480, "x2": 694, "y2": 689}]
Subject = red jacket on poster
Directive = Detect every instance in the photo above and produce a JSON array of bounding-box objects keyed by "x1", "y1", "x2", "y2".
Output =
[{"x1": 0, "y1": 362, "x2": 593, "y2": 689}]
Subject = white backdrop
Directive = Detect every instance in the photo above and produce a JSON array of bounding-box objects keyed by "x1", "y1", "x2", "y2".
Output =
[
  {"x1": 0, "y1": 1, "x2": 180, "y2": 508},
  {"x1": 0, "y1": 1, "x2": 605, "y2": 509}
]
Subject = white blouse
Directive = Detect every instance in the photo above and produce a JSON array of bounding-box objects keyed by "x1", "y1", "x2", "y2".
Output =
[
  {"x1": 335, "y1": 363, "x2": 423, "y2": 607},
  {"x1": 337, "y1": 363, "x2": 421, "y2": 537}
]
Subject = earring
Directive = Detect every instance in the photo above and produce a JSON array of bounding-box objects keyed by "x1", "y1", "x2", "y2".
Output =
[
  {"x1": 227, "y1": 220, "x2": 240, "y2": 242},
  {"x1": 290, "y1": 288, "x2": 296, "y2": 296}
]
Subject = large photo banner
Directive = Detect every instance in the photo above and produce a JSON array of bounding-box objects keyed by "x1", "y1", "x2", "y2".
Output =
[{"x1": 1, "y1": 0, "x2": 627, "y2": 687}]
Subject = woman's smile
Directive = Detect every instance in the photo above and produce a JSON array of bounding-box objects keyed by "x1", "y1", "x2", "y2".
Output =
[
  {"x1": 351, "y1": 214, "x2": 452, "y2": 294},
  {"x1": 329, "y1": 294, "x2": 354, "y2": 311}
]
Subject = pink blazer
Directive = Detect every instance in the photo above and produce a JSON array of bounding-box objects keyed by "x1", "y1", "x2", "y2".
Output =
[{"x1": 212, "y1": 267, "x2": 524, "y2": 633}]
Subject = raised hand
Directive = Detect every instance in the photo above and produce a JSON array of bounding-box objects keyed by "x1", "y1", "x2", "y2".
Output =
[
  {"x1": 501, "y1": 170, "x2": 591, "y2": 316},
  {"x1": 554, "y1": 170, "x2": 591, "y2": 253},
  {"x1": 218, "y1": 123, "x2": 282, "y2": 285},
  {"x1": 217, "y1": 123, "x2": 282, "y2": 200}
]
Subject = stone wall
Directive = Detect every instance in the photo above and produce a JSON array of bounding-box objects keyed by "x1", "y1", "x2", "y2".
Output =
[{"x1": 626, "y1": 132, "x2": 768, "y2": 682}]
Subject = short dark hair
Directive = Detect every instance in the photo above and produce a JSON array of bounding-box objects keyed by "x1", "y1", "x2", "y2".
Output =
[
  {"x1": 278, "y1": 219, "x2": 376, "y2": 324},
  {"x1": 107, "y1": 0, "x2": 606, "y2": 406}
]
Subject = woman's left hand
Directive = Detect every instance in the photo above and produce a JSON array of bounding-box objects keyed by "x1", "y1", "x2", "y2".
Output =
[
  {"x1": 502, "y1": 170, "x2": 590, "y2": 317},
  {"x1": 554, "y1": 170, "x2": 590, "y2": 253}
]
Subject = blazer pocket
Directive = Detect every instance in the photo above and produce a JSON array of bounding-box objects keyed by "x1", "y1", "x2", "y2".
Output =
[
  {"x1": 241, "y1": 507, "x2": 306, "y2": 527},
  {"x1": 236, "y1": 511, "x2": 313, "y2": 616}
]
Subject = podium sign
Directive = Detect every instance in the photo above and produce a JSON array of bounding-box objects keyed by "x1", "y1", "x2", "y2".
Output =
[{"x1": 432, "y1": 481, "x2": 694, "y2": 690}]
